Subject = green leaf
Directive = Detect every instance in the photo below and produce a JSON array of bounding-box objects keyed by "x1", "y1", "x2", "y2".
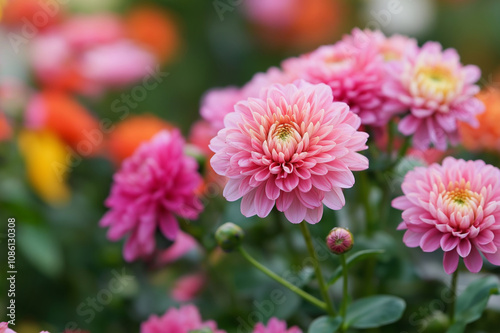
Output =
[
  {"x1": 307, "y1": 316, "x2": 342, "y2": 333},
  {"x1": 17, "y1": 224, "x2": 63, "y2": 278},
  {"x1": 345, "y1": 295, "x2": 406, "y2": 329},
  {"x1": 327, "y1": 249, "x2": 385, "y2": 285},
  {"x1": 454, "y1": 275, "x2": 500, "y2": 324},
  {"x1": 446, "y1": 321, "x2": 466, "y2": 333}
]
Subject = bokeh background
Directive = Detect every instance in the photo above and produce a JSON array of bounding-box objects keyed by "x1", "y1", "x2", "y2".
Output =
[{"x1": 1, "y1": 0, "x2": 500, "y2": 332}]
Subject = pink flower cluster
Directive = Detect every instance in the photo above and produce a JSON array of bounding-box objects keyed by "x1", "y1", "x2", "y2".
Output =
[
  {"x1": 200, "y1": 29, "x2": 484, "y2": 153},
  {"x1": 140, "y1": 305, "x2": 301, "y2": 333},
  {"x1": 393, "y1": 157, "x2": 500, "y2": 274},
  {"x1": 210, "y1": 80, "x2": 368, "y2": 224},
  {"x1": 100, "y1": 130, "x2": 203, "y2": 262}
]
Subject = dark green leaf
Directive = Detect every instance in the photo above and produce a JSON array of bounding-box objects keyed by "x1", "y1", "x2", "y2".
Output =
[
  {"x1": 307, "y1": 316, "x2": 342, "y2": 333},
  {"x1": 345, "y1": 295, "x2": 406, "y2": 329},
  {"x1": 455, "y1": 275, "x2": 500, "y2": 324},
  {"x1": 327, "y1": 249, "x2": 385, "y2": 285}
]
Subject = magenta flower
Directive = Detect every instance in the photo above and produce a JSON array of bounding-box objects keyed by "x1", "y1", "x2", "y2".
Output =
[
  {"x1": 253, "y1": 318, "x2": 302, "y2": 333},
  {"x1": 210, "y1": 80, "x2": 368, "y2": 224},
  {"x1": 383, "y1": 41, "x2": 484, "y2": 150},
  {"x1": 393, "y1": 157, "x2": 500, "y2": 274},
  {"x1": 282, "y1": 39, "x2": 390, "y2": 126},
  {"x1": 100, "y1": 130, "x2": 203, "y2": 262},
  {"x1": 141, "y1": 305, "x2": 225, "y2": 333}
]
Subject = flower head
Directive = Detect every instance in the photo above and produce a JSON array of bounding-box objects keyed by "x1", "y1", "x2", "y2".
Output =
[
  {"x1": 459, "y1": 88, "x2": 500, "y2": 152},
  {"x1": 140, "y1": 305, "x2": 225, "y2": 333},
  {"x1": 282, "y1": 37, "x2": 389, "y2": 125},
  {"x1": 393, "y1": 157, "x2": 500, "y2": 274},
  {"x1": 210, "y1": 80, "x2": 368, "y2": 224},
  {"x1": 253, "y1": 318, "x2": 302, "y2": 333},
  {"x1": 326, "y1": 227, "x2": 354, "y2": 254},
  {"x1": 383, "y1": 42, "x2": 484, "y2": 150},
  {"x1": 100, "y1": 130, "x2": 203, "y2": 262}
]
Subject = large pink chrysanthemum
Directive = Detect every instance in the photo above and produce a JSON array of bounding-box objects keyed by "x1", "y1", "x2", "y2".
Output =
[
  {"x1": 383, "y1": 42, "x2": 484, "y2": 150},
  {"x1": 253, "y1": 318, "x2": 302, "y2": 333},
  {"x1": 141, "y1": 304, "x2": 225, "y2": 333},
  {"x1": 393, "y1": 157, "x2": 500, "y2": 274},
  {"x1": 100, "y1": 130, "x2": 203, "y2": 262},
  {"x1": 210, "y1": 80, "x2": 368, "y2": 224},
  {"x1": 200, "y1": 67, "x2": 295, "y2": 131},
  {"x1": 282, "y1": 39, "x2": 389, "y2": 126}
]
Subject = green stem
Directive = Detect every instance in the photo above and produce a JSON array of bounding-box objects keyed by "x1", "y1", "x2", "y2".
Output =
[
  {"x1": 449, "y1": 269, "x2": 459, "y2": 323},
  {"x1": 299, "y1": 221, "x2": 336, "y2": 316},
  {"x1": 238, "y1": 247, "x2": 328, "y2": 312},
  {"x1": 341, "y1": 254, "x2": 349, "y2": 329}
]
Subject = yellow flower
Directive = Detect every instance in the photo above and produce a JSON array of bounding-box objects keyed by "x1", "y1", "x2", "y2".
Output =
[{"x1": 18, "y1": 130, "x2": 71, "y2": 205}]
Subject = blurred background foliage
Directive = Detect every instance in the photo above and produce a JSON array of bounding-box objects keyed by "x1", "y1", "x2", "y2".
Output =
[{"x1": 1, "y1": 0, "x2": 500, "y2": 332}]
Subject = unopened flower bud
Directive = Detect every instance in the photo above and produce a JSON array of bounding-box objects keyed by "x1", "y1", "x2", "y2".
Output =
[
  {"x1": 215, "y1": 222, "x2": 244, "y2": 252},
  {"x1": 326, "y1": 227, "x2": 354, "y2": 255}
]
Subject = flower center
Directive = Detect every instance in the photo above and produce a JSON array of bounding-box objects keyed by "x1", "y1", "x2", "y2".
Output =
[
  {"x1": 446, "y1": 188, "x2": 473, "y2": 206},
  {"x1": 275, "y1": 123, "x2": 293, "y2": 141},
  {"x1": 415, "y1": 65, "x2": 458, "y2": 103}
]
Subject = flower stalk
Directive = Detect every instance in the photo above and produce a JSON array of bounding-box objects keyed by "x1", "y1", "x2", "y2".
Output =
[{"x1": 300, "y1": 221, "x2": 337, "y2": 316}]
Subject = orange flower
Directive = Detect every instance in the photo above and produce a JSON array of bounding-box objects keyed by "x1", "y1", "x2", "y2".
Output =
[
  {"x1": 106, "y1": 114, "x2": 173, "y2": 164},
  {"x1": 26, "y1": 90, "x2": 102, "y2": 156},
  {"x1": 459, "y1": 88, "x2": 500, "y2": 152},
  {"x1": 2, "y1": 0, "x2": 63, "y2": 29},
  {"x1": 247, "y1": 0, "x2": 345, "y2": 50},
  {"x1": 125, "y1": 5, "x2": 179, "y2": 63}
]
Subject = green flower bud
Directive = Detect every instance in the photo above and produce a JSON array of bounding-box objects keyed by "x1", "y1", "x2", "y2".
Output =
[{"x1": 215, "y1": 222, "x2": 244, "y2": 252}]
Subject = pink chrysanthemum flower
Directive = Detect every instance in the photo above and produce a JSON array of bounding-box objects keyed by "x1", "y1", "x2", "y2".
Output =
[
  {"x1": 100, "y1": 130, "x2": 203, "y2": 262},
  {"x1": 210, "y1": 80, "x2": 369, "y2": 224},
  {"x1": 141, "y1": 304, "x2": 225, "y2": 333},
  {"x1": 253, "y1": 318, "x2": 302, "y2": 333},
  {"x1": 393, "y1": 157, "x2": 500, "y2": 274},
  {"x1": 282, "y1": 39, "x2": 390, "y2": 126},
  {"x1": 383, "y1": 42, "x2": 484, "y2": 150}
]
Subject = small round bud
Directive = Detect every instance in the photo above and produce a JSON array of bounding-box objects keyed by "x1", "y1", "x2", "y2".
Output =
[
  {"x1": 215, "y1": 222, "x2": 244, "y2": 252},
  {"x1": 326, "y1": 227, "x2": 354, "y2": 255}
]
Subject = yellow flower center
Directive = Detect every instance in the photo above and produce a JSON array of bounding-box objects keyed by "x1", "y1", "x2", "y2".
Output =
[{"x1": 415, "y1": 65, "x2": 458, "y2": 102}]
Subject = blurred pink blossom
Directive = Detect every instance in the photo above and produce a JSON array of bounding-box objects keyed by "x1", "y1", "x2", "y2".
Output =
[
  {"x1": 141, "y1": 304, "x2": 225, "y2": 333},
  {"x1": 100, "y1": 130, "x2": 203, "y2": 262}
]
